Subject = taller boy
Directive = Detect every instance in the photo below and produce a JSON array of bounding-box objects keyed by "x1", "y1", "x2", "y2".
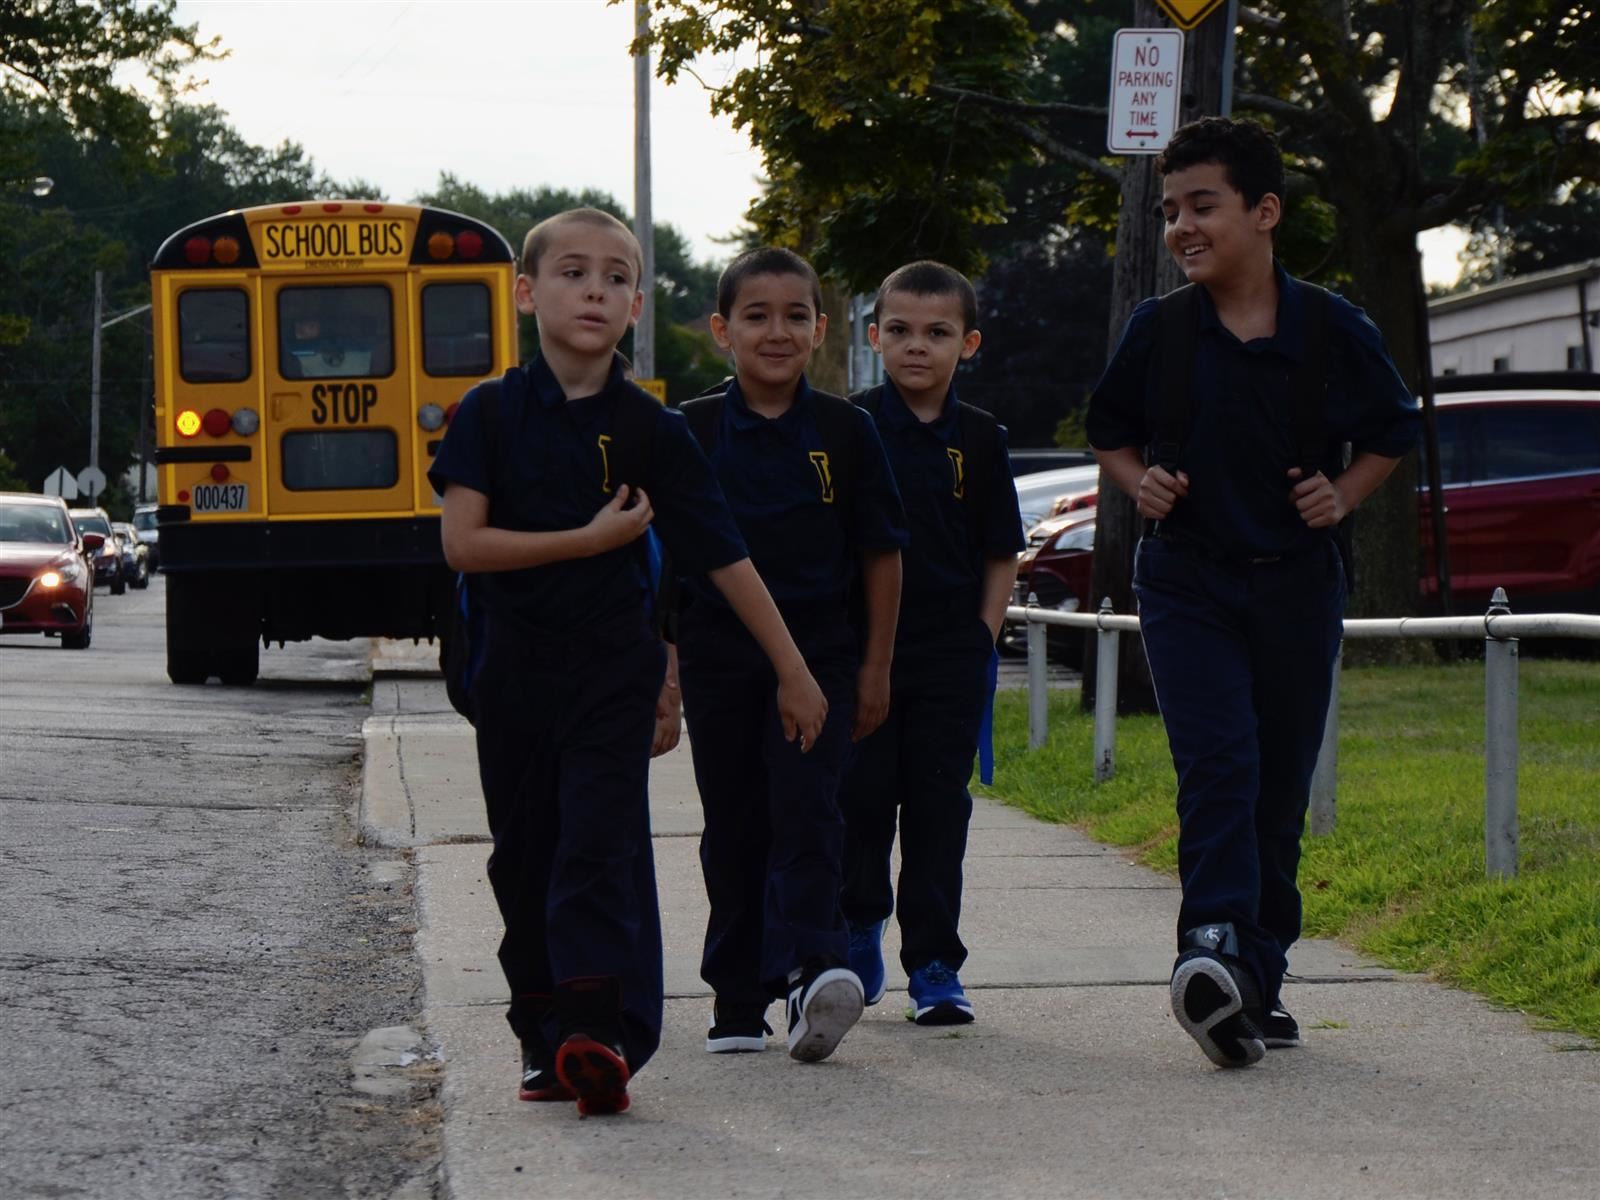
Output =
[
  {"x1": 679, "y1": 247, "x2": 908, "y2": 1063},
  {"x1": 429, "y1": 209, "x2": 828, "y2": 1113},
  {"x1": 1088, "y1": 119, "x2": 1418, "y2": 1067},
  {"x1": 839, "y1": 262, "x2": 1024, "y2": 1025}
]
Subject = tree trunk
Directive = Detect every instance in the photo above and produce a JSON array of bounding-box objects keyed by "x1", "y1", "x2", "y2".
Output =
[
  {"x1": 811, "y1": 278, "x2": 853, "y2": 395},
  {"x1": 1082, "y1": 0, "x2": 1228, "y2": 713}
]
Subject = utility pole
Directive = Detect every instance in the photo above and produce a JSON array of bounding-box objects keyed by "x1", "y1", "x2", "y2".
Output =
[
  {"x1": 633, "y1": 0, "x2": 655, "y2": 382},
  {"x1": 89, "y1": 270, "x2": 103, "y2": 501}
]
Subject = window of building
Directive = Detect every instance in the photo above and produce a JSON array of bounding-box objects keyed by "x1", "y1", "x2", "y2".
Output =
[
  {"x1": 1567, "y1": 345, "x2": 1588, "y2": 371},
  {"x1": 1492, "y1": 355, "x2": 1512, "y2": 373}
]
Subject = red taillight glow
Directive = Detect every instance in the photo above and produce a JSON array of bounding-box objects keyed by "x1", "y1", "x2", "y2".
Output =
[
  {"x1": 322, "y1": 202, "x2": 343, "y2": 213},
  {"x1": 363, "y1": 203, "x2": 384, "y2": 213},
  {"x1": 184, "y1": 236, "x2": 211, "y2": 266},
  {"x1": 210, "y1": 463, "x2": 230, "y2": 482},
  {"x1": 176, "y1": 409, "x2": 202, "y2": 437},
  {"x1": 456, "y1": 230, "x2": 484, "y2": 260},
  {"x1": 177, "y1": 488, "x2": 191, "y2": 502},
  {"x1": 201, "y1": 408, "x2": 232, "y2": 438},
  {"x1": 282, "y1": 204, "x2": 302, "y2": 215}
]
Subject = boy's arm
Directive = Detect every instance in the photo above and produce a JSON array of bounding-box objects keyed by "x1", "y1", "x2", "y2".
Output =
[
  {"x1": 440, "y1": 482, "x2": 654, "y2": 572},
  {"x1": 1094, "y1": 446, "x2": 1189, "y2": 519},
  {"x1": 1288, "y1": 452, "x2": 1403, "y2": 528},
  {"x1": 979, "y1": 553, "x2": 1020, "y2": 642},
  {"x1": 705, "y1": 558, "x2": 828, "y2": 751},
  {"x1": 853, "y1": 548, "x2": 901, "y2": 742},
  {"x1": 651, "y1": 642, "x2": 681, "y2": 757}
]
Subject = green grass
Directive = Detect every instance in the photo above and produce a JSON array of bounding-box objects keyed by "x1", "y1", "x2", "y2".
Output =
[{"x1": 980, "y1": 660, "x2": 1600, "y2": 1039}]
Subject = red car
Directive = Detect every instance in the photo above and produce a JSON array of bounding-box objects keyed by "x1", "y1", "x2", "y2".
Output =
[{"x1": 0, "y1": 493, "x2": 97, "y2": 649}]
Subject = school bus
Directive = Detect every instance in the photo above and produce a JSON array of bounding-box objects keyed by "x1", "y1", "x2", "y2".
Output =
[{"x1": 149, "y1": 201, "x2": 517, "y2": 684}]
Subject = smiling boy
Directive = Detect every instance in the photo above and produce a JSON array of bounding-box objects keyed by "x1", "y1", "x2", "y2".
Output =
[
  {"x1": 839, "y1": 262, "x2": 1024, "y2": 1026},
  {"x1": 677, "y1": 247, "x2": 908, "y2": 1063},
  {"x1": 428, "y1": 209, "x2": 827, "y2": 1113},
  {"x1": 1087, "y1": 119, "x2": 1418, "y2": 1068}
]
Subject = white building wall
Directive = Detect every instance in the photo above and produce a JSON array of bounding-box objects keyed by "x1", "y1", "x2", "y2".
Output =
[{"x1": 1428, "y1": 262, "x2": 1598, "y2": 376}]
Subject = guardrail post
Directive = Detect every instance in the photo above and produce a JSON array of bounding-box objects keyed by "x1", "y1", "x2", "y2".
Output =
[
  {"x1": 1093, "y1": 597, "x2": 1119, "y2": 783},
  {"x1": 1484, "y1": 588, "x2": 1519, "y2": 878},
  {"x1": 1026, "y1": 592, "x2": 1048, "y2": 750},
  {"x1": 1309, "y1": 642, "x2": 1342, "y2": 835}
]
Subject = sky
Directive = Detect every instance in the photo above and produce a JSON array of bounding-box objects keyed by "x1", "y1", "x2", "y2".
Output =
[{"x1": 171, "y1": 0, "x2": 1467, "y2": 284}]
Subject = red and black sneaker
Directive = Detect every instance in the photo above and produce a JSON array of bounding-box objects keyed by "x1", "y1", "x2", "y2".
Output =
[
  {"x1": 554, "y1": 1033, "x2": 631, "y2": 1115},
  {"x1": 519, "y1": 1042, "x2": 576, "y2": 1102}
]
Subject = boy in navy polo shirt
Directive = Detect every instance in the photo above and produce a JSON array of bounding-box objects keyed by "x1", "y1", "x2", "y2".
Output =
[
  {"x1": 429, "y1": 209, "x2": 828, "y2": 1114},
  {"x1": 1087, "y1": 119, "x2": 1418, "y2": 1068},
  {"x1": 678, "y1": 247, "x2": 908, "y2": 1063},
  {"x1": 839, "y1": 261, "x2": 1024, "y2": 1026}
]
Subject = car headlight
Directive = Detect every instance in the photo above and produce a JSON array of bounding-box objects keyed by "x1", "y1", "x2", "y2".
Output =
[{"x1": 39, "y1": 570, "x2": 62, "y2": 588}]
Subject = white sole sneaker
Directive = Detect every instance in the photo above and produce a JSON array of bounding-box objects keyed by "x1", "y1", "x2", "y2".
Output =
[
  {"x1": 705, "y1": 1029, "x2": 769, "y2": 1053},
  {"x1": 1170, "y1": 953, "x2": 1265, "y2": 1068},
  {"x1": 787, "y1": 968, "x2": 865, "y2": 1063}
]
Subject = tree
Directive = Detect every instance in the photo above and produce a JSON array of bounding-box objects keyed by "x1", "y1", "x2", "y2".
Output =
[
  {"x1": 646, "y1": 0, "x2": 1600, "y2": 622},
  {"x1": 1458, "y1": 183, "x2": 1600, "y2": 285}
]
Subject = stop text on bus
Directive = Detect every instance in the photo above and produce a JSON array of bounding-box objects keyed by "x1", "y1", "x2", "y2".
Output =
[
  {"x1": 311, "y1": 383, "x2": 379, "y2": 426},
  {"x1": 261, "y1": 220, "x2": 408, "y2": 266}
]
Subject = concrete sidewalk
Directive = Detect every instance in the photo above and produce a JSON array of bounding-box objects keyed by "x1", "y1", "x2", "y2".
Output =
[{"x1": 361, "y1": 647, "x2": 1600, "y2": 1200}]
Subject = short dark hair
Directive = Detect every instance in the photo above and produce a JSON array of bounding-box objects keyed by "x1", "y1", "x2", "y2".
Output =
[
  {"x1": 1155, "y1": 117, "x2": 1284, "y2": 211},
  {"x1": 872, "y1": 260, "x2": 978, "y2": 333},
  {"x1": 716, "y1": 247, "x2": 823, "y2": 317},
  {"x1": 521, "y1": 208, "x2": 643, "y2": 284}
]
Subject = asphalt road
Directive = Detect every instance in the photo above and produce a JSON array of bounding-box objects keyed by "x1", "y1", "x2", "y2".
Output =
[{"x1": 1, "y1": 576, "x2": 438, "y2": 1199}]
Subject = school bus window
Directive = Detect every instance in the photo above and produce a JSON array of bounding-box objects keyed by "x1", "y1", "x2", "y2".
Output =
[
  {"x1": 281, "y1": 429, "x2": 399, "y2": 491},
  {"x1": 422, "y1": 283, "x2": 492, "y2": 377},
  {"x1": 178, "y1": 288, "x2": 250, "y2": 383},
  {"x1": 277, "y1": 286, "x2": 394, "y2": 380}
]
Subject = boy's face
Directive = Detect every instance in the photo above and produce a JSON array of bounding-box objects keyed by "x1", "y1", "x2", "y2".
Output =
[
  {"x1": 514, "y1": 223, "x2": 642, "y2": 359},
  {"x1": 709, "y1": 272, "x2": 826, "y2": 392},
  {"x1": 1160, "y1": 161, "x2": 1281, "y2": 285},
  {"x1": 868, "y1": 290, "x2": 980, "y2": 400}
]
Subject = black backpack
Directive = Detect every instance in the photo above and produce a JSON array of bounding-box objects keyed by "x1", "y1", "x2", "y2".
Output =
[
  {"x1": 440, "y1": 368, "x2": 667, "y2": 723},
  {"x1": 1147, "y1": 281, "x2": 1355, "y2": 581}
]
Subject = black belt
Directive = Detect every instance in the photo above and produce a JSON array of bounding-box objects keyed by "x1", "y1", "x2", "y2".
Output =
[{"x1": 1146, "y1": 526, "x2": 1301, "y2": 567}]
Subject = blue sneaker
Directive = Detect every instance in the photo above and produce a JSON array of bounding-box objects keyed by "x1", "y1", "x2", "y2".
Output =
[
  {"x1": 847, "y1": 920, "x2": 887, "y2": 1005},
  {"x1": 906, "y1": 961, "x2": 975, "y2": 1026}
]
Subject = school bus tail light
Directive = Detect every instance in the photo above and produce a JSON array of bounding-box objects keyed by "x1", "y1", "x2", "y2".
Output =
[
  {"x1": 231, "y1": 407, "x2": 260, "y2": 436},
  {"x1": 184, "y1": 236, "x2": 212, "y2": 266},
  {"x1": 201, "y1": 408, "x2": 232, "y2": 438},
  {"x1": 213, "y1": 236, "x2": 241, "y2": 266},
  {"x1": 418, "y1": 404, "x2": 445, "y2": 432},
  {"x1": 427, "y1": 232, "x2": 454, "y2": 260},
  {"x1": 210, "y1": 464, "x2": 231, "y2": 483},
  {"x1": 456, "y1": 230, "x2": 484, "y2": 260},
  {"x1": 176, "y1": 409, "x2": 202, "y2": 437}
]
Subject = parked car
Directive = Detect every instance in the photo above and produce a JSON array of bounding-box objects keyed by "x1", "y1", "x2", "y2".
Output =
[
  {"x1": 132, "y1": 503, "x2": 160, "y2": 570},
  {"x1": 68, "y1": 507, "x2": 125, "y2": 594},
  {"x1": 1420, "y1": 373, "x2": 1600, "y2": 614},
  {"x1": 1013, "y1": 465, "x2": 1102, "y2": 532},
  {"x1": 1007, "y1": 511, "x2": 1096, "y2": 663},
  {"x1": 113, "y1": 521, "x2": 151, "y2": 589},
  {"x1": 0, "y1": 492, "x2": 96, "y2": 649}
]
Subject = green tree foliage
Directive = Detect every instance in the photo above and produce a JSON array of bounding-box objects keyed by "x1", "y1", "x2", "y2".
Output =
[
  {"x1": 1459, "y1": 184, "x2": 1600, "y2": 285},
  {"x1": 414, "y1": 175, "x2": 728, "y2": 402}
]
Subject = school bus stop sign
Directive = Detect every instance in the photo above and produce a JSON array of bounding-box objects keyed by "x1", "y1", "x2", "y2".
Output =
[{"x1": 1154, "y1": 0, "x2": 1226, "y2": 30}]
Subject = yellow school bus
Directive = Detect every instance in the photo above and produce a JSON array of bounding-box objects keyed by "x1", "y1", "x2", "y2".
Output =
[{"x1": 149, "y1": 201, "x2": 517, "y2": 684}]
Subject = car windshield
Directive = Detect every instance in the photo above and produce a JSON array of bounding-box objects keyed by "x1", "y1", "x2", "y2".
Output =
[
  {"x1": 132, "y1": 510, "x2": 158, "y2": 532},
  {"x1": 72, "y1": 513, "x2": 111, "y2": 537},
  {"x1": 0, "y1": 502, "x2": 72, "y2": 544}
]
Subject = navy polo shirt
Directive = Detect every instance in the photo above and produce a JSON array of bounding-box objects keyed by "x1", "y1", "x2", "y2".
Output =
[
  {"x1": 684, "y1": 376, "x2": 908, "y2": 616},
  {"x1": 428, "y1": 354, "x2": 747, "y2": 632},
  {"x1": 1087, "y1": 263, "x2": 1419, "y2": 561},
  {"x1": 870, "y1": 379, "x2": 1025, "y2": 639}
]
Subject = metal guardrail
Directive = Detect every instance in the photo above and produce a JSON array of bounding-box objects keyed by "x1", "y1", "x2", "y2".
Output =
[{"x1": 1006, "y1": 587, "x2": 1600, "y2": 879}]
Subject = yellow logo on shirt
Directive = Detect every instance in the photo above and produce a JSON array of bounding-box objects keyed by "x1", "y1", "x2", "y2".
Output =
[
  {"x1": 809, "y1": 451, "x2": 835, "y2": 504},
  {"x1": 948, "y1": 447, "x2": 967, "y2": 499},
  {"x1": 597, "y1": 434, "x2": 614, "y2": 494}
]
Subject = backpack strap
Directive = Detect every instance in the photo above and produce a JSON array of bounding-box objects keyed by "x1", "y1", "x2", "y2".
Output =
[
  {"x1": 679, "y1": 393, "x2": 723, "y2": 455},
  {"x1": 1150, "y1": 284, "x2": 1202, "y2": 474},
  {"x1": 809, "y1": 390, "x2": 859, "y2": 515},
  {"x1": 956, "y1": 401, "x2": 999, "y2": 556},
  {"x1": 1289, "y1": 283, "x2": 1333, "y2": 477},
  {"x1": 604, "y1": 385, "x2": 663, "y2": 494}
]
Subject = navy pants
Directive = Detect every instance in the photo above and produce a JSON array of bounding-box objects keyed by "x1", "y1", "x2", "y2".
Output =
[
  {"x1": 839, "y1": 616, "x2": 995, "y2": 973},
  {"x1": 1133, "y1": 535, "x2": 1345, "y2": 1009},
  {"x1": 471, "y1": 610, "x2": 666, "y2": 1071},
  {"x1": 678, "y1": 603, "x2": 858, "y2": 1004}
]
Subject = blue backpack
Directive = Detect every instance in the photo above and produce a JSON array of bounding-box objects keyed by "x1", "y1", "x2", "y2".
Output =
[{"x1": 440, "y1": 370, "x2": 670, "y2": 723}]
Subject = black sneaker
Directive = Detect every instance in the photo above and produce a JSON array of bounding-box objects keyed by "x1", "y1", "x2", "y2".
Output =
[
  {"x1": 1169, "y1": 940, "x2": 1265, "y2": 1069},
  {"x1": 519, "y1": 1041, "x2": 575, "y2": 1102},
  {"x1": 1260, "y1": 1006, "x2": 1301, "y2": 1049},
  {"x1": 785, "y1": 966, "x2": 864, "y2": 1063},
  {"x1": 555, "y1": 1033, "x2": 631, "y2": 1115},
  {"x1": 706, "y1": 1000, "x2": 773, "y2": 1053}
]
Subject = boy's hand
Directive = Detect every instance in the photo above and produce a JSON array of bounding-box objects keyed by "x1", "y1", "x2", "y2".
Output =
[
  {"x1": 852, "y1": 662, "x2": 890, "y2": 742},
  {"x1": 585, "y1": 484, "x2": 653, "y2": 553},
  {"x1": 1287, "y1": 468, "x2": 1347, "y2": 528},
  {"x1": 1137, "y1": 466, "x2": 1190, "y2": 519},
  {"x1": 777, "y1": 664, "x2": 828, "y2": 753},
  {"x1": 651, "y1": 675, "x2": 682, "y2": 757}
]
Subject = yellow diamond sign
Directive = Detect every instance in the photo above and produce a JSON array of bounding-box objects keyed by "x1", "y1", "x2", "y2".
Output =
[{"x1": 1155, "y1": 0, "x2": 1226, "y2": 30}]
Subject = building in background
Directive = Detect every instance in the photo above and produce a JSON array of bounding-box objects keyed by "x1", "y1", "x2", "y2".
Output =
[{"x1": 1429, "y1": 259, "x2": 1599, "y2": 376}]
